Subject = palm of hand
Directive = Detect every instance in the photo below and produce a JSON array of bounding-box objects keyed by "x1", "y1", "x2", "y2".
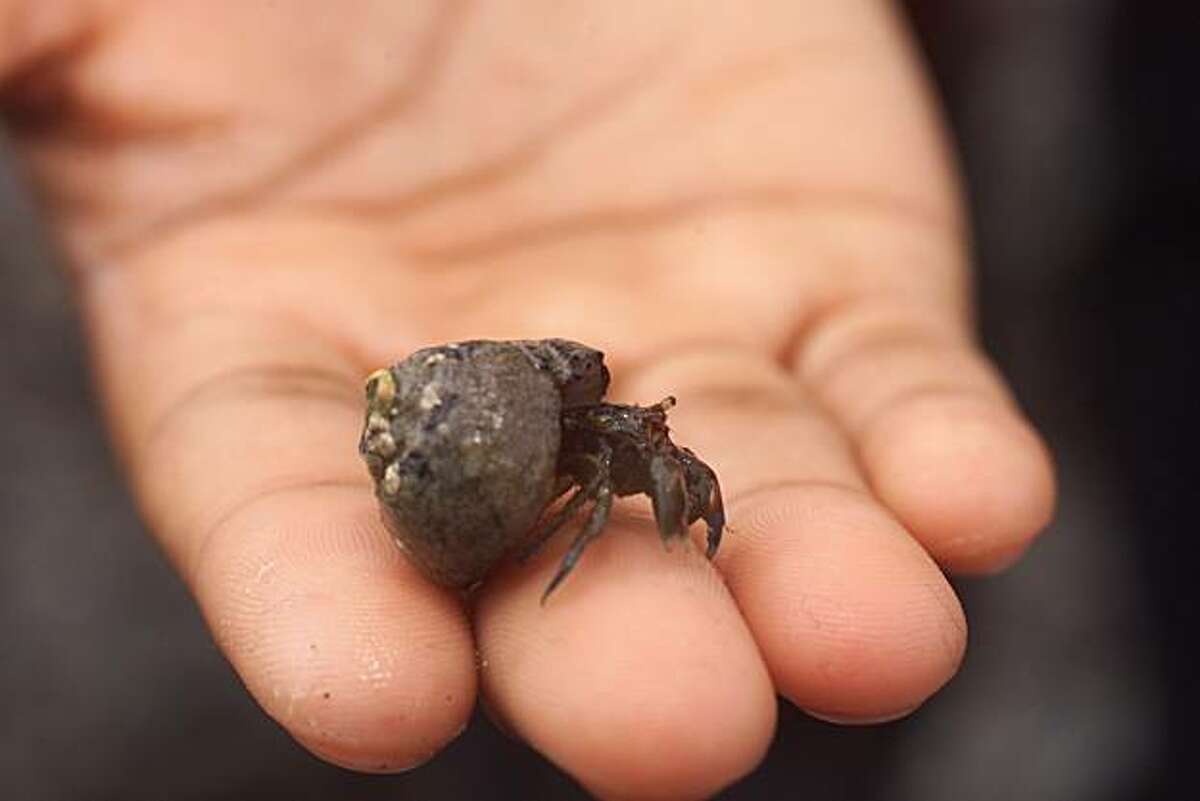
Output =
[{"x1": 4, "y1": 2, "x2": 1053, "y2": 798}]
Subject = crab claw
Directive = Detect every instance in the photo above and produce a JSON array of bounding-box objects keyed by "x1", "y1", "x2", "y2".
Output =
[
  {"x1": 700, "y1": 481, "x2": 725, "y2": 559},
  {"x1": 678, "y1": 448, "x2": 725, "y2": 559},
  {"x1": 649, "y1": 453, "x2": 689, "y2": 543}
]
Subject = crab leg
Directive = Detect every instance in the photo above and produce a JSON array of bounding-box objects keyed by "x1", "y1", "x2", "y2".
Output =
[
  {"x1": 649, "y1": 453, "x2": 689, "y2": 542},
  {"x1": 677, "y1": 447, "x2": 725, "y2": 559},
  {"x1": 541, "y1": 442, "x2": 613, "y2": 602},
  {"x1": 518, "y1": 481, "x2": 592, "y2": 561},
  {"x1": 701, "y1": 480, "x2": 725, "y2": 559},
  {"x1": 541, "y1": 485, "x2": 614, "y2": 604}
]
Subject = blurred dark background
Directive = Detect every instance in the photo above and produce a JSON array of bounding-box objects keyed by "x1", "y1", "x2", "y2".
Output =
[{"x1": 2, "y1": 2, "x2": 1194, "y2": 799}]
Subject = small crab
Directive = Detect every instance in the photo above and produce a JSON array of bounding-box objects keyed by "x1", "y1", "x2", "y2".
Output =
[
  {"x1": 522, "y1": 396, "x2": 725, "y2": 601},
  {"x1": 358, "y1": 339, "x2": 725, "y2": 600}
]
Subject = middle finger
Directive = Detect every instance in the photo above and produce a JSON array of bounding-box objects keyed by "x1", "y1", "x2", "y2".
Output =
[
  {"x1": 471, "y1": 350, "x2": 780, "y2": 799},
  {"x1": 619, "y1": 347, "x2": 967, "y2": 723}
]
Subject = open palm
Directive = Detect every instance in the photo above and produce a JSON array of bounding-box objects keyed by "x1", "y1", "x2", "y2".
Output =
[{"x1": 3, "y1": 2, "x2": 1054, "y2": 798}]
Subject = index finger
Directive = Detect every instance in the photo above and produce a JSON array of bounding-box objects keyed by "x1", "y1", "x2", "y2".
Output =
[{"x1": 79, "y1": 264, "x2": 475, "y2": 772}]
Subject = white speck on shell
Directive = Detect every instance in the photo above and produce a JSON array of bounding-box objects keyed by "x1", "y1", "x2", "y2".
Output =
[
  {"x1": 382, "y1": 462, "x2": 401, "y2": 496},
  {"x1": 370, "y1": 431, "x2": 397, "y2": 458},
  {"x1": 419, "y1": 383, "x2": 441, "y2": 411}
]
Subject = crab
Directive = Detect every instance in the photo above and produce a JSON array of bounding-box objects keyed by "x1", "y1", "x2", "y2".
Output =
[
  {"x1": 358, "y1": 338, "x2": 725, "y2": 600},
  {"x1": 522, "y1": 396, "x2": 725, "y2": 601}
]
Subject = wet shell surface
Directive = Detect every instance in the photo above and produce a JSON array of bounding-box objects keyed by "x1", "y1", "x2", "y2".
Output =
[{"x1": 359, "y1": 341, "x2": 563, "y2": 587}]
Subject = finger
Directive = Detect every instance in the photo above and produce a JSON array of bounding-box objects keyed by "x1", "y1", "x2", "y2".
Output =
[
  {"x1": 794, "y1": 299, "x2": 1056, "y2": 572},
  {"x1": 81, "y1": 267, "x2": 476, "y2": 772},
  {"x1": 622, "y1": 347, "x2": 967, "y2": 723},
  {"x1": 0, "y1": 2, "x2": 92, "y2": 79},
  {"x1": 474, "y1": 495, "x2": 776, "y2": 798}
]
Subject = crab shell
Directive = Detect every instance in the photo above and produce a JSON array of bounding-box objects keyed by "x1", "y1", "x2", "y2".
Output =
[{"x1": 358, "y1": 340, "x2": 607, "y2": 587}]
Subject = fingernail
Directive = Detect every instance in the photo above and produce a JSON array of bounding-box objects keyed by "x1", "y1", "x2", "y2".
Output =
[{"x1": 802, "y1": 704, "x2": 920, "y2": 726}]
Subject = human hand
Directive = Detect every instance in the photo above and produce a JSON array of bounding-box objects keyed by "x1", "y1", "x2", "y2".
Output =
[{"x1": 2, "y1": 1, "x2": 1054, "y2": 798}]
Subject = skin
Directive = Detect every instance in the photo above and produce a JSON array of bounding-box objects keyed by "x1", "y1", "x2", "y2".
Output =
[{"x1": 1, "y1": 2, "x2": 1055, "y2": 799}]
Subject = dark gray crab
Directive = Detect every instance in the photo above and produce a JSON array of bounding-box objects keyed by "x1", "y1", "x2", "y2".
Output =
[{"x1": 358, "y1": 339, "x2": 725, "y2": 599}]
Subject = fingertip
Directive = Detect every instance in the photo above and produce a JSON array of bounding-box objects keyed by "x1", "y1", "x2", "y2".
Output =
[
  {"x1": 193, "y1": 487, "x2": 477, "y2": 772},
  {"x1": 861, "y1": 394, "x2": 1056, "y2": 573},
  {"x1": 723, "y1": 484, "x2": 967, "y2": 721},
  {"x1": 477, "y1": 519, "x2": 776, "y2": 800}
]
